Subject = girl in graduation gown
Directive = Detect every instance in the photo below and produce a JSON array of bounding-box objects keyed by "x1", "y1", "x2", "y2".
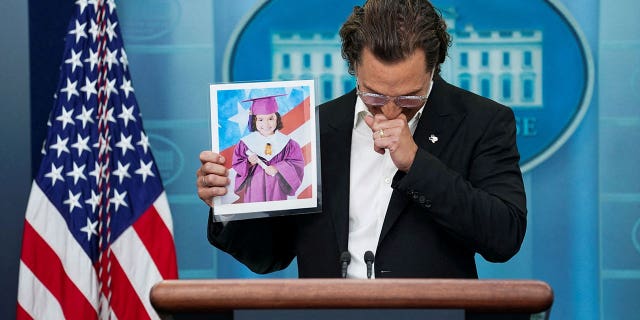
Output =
[{"x1": 232, "y1": 95, "x2": 305, "y2": 203}]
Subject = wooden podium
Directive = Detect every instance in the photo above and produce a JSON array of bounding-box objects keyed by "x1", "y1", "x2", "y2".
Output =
[{"x1": 150, "y1": 279, "x2": 553, "y2": 320}]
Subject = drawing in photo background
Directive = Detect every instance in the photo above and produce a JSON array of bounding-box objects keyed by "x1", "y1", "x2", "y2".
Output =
[{"x1": 210, "y1": 80, "x2": 318, "y2": 217}]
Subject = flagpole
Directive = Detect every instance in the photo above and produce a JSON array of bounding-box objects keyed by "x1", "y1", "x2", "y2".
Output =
[{"x1": 94, "y1": 0, "x2": 113, "y2": 318}]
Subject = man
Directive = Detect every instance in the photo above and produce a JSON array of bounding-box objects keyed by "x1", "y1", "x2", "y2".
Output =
[{"x1": 197, "y1": 0, "x2": 526, "y2": 279}]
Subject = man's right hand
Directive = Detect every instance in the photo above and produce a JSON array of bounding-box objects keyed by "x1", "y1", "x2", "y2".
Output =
[{"x1": 197, "y1": 151, "x2": 230, "y2": 207}]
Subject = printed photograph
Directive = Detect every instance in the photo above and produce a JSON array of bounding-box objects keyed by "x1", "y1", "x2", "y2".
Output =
[{"x1": 209, "y1": 80, "x2": 319, "y2": 219}]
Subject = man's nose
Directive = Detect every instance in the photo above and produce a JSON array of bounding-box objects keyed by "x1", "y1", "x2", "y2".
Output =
[{"x1": 379, "y1": 101, "x2": 402, "y2": 119}]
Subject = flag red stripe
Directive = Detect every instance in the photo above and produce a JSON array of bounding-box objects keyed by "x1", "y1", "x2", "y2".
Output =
[
  {"x1": 221, "y1": 147, "x2": 234, "y2": 170},
  {"x1": 133, "y1": 205, "x2": 178, "y2": 279},
  {"x1": 16, "y1": 303, "x2": 33, "y2": 320},
  {"x1": 280, "y1": 97, "x2": 311, "y2": 135},
  {"x1": 20, "y1": 222, "x2": 97, "y2": 319},
  {"x1": 297, "y1": 185, "x2": 313, "y2": 199},
  {"x1": 107, "y1": 255, "x2": 151, "y2": 320},
  {"x1": 301, "y1": 143, "x2": 312, "y2": 166}
]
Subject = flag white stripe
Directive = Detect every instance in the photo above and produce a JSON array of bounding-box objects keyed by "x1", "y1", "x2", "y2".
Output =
[
  {"x1": 289, "y1": 120, "x2": 312, "y2": 147},
  {"x1": 111, "y1": 227, "x2": 162, "y2": 320},
  {"x1": 24, "y1": 182, "x2": 99, "y2": 308},
  {"x1": 99, "y1": 294, "x2": 120, "y2": 320},
  {"x1": 17, "y1": 261, "x2": 66, "y2": 320},
  {"x1": 295, "y1": 164, "x2": 314, "y2": 197},
  {"x1": 153, "y1": 192, "x2": 174, "y2": 236}
]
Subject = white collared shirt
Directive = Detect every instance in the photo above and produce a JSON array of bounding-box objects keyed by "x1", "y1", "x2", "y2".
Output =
[{"x1": 346, "y1": 97, "x2": 424, "y2": 279}]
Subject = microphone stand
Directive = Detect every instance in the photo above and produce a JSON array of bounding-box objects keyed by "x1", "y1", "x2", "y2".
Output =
[
  {"x1": 340, "y1": 251, "x2": 351, "y2": 278},
  {"x1": 364, "y1": 251, "x2": 375, "y2": 279}
]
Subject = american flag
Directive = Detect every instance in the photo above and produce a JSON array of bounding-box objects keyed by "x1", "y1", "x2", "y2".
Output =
[{"x1": 17, "y1": 1, "x2": 178, "y2": 319}]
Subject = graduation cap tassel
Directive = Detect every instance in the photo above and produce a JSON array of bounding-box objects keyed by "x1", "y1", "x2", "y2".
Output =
[{"x1": 265, "y1": 143, "x2": 272, "y2": 156}]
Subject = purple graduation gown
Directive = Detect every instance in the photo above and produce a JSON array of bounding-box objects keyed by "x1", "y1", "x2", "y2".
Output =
[{"x1": 232, "y1": 133, "x2": 305, "y2": 203}]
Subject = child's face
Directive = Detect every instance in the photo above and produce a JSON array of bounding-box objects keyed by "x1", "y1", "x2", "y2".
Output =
[{"x1": 255, "y1": 113, "x2": 277, "y2": 136}]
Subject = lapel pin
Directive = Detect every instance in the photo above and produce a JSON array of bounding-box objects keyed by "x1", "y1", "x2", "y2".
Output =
[{"x1": 428, "y1": 134, "x2": 438, "y2": 144}]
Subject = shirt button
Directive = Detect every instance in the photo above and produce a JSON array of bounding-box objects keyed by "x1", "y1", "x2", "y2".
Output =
[{"x1": 384, "y1": 177, "x2": 391, "y2": 184}]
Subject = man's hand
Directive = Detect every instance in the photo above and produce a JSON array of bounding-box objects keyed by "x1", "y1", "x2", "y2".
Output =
[
  {"x1": 197, "y1": 151, "x2": 230, "y2": 207},
  {"x1": 364, "y1": 113, "x2": 418, "y2": 172}
]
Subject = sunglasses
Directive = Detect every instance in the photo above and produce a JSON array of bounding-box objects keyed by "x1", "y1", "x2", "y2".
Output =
[{"x1": 356, "y1": 81, "x2": 431, "y2": 109}]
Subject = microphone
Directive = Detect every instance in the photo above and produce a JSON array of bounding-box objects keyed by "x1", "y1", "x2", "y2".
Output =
[
  {"x1": 364, "y1": 251, "x2": 375, "y2": 279},
  {"x1": 340, "y1": 251, "x2": 351, "y2": 278}
]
